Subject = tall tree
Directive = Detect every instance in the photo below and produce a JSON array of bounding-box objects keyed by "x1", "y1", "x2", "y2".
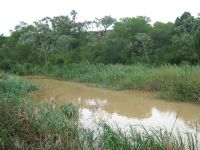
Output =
[
  {"x1": 175, "y1": 12, "x2": 196, "y2": 35},
  {"x1": 151, "y1": 22, "x2": 174, "y2": 48},
  {"x1": 70, "y1": 10, "x2": 78, "y2": 24},
  {"x1": 113, "y1": 16, "x2": 152, "y2": 40},
  {"x1": 52, "y1": 16, "x2": 72, "y2": 34},
  {"x1": 135, "y1": 33, "x2": 153, "y2": 63},
  {"x1": 194, "y1": 27, "x2": 200, "y2": 54},
  {"x1": 95, "y1": 16, "x2": 116, "y2": 32}
]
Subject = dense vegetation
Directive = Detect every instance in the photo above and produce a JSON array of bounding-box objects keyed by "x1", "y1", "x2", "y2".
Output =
[
  {"x1": 8, "y1": 63, "x2": 200, "y2": 103},
  {"x1": 0, "y1": 11, "x2": 200, "y2": 102},
  {"x1": 1, "y1": 10, "x2": 200, "y2": 149},
  {"x1": 0, "y1": 73, "x2": 198, "y2": 149},
  {"x1": 0, "y1": 11, "x2": 200, "y2": 67}
]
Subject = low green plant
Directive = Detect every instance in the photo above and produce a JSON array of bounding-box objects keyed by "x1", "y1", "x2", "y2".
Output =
[
  {"x1": 0, "y1": 73, "x2": 37, "y2": 96},
  {"x1": 60, "y1": 102, "x2": 79, "y2": 119}
]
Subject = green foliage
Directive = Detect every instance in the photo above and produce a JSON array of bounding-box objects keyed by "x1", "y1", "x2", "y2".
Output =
[
  {"x1": 11, "y1": 63, "x2": 200, "y2": 103},
  {"x1": 50, "y1": 54, "x2": 66, "y2": 66},
  {"x1": 70, "y1": 10, "x2": 78, "y2": 23},
  {"x1": 194, "y1": 27, "x2": 200, "y2": 52},
  {"x1": 60, "y1": 102, "x2": 79, "y2": 119},
  {"x1": 1, "y1": 11, "x2": 200, "y2": 65},
  {"x1": 175, "y1": 12, "x2": 197, "y2": 35},
  {"x1": 0, "y1": 73, "x2": 37, "y2": 96},
  {"x1": 113, "y1": 16, "x2": 151, "y2": 40},
  {"x1": 0, "y1": 59, "x2": 13, "y2": 71},
  {"x1": 0, "y1": 73, "x2": 198, "y2": 149},
  {"x1": 2, "y1": 10, "x2": 200, "y2": 149},
  {"x1": 134, "y1": 33, "x2": 153, "y2": 63},
  {"x1": 95, "y1": 16, "x2": 116, "y2": 32},
  {"x1": 151, "y1": 22, "x2": 174, "y2": 48},
  {"x1": 0, "y1": 74, "x2": 80, "y2": 149},
  {"x1": 0, "y1": 11, "x2": 200, "y2": 102},
  {"x1": 99, "y1": 123, "x2": 132, "y2": 149},
  {"x1": 0, "y1": 34, "x2": 7, "y2": 47},
  {"x1": 98, "y1": 124, "x2": 198, "y2": 150}
]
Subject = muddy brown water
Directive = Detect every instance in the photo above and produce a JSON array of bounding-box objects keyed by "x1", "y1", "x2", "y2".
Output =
[{"x1": 25, "y1": 76, "x2": 200, "y2": 137}]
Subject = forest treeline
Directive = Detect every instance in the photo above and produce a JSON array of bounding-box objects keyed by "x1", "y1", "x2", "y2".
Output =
[{"x1": 0, "y1": 11, "x2": 200, "y2": 70}]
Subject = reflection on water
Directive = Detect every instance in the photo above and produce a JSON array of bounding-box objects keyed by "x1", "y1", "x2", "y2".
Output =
[
  {"x1": 80, "y1": 107, "x2": 198, "y2": 134},
  {"x1": 25, "y1": 76, "x2": 200, "y2": 137},
  {"x1": 84, "y1": 98, "x2": 107, "y2": 107}
]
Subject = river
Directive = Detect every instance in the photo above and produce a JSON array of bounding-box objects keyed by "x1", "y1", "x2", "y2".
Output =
[{"x1": 25, "y1": 75, "x2": 200, "y2": 138}]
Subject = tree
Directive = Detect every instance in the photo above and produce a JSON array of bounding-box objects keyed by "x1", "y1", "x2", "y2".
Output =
[
  {"x1": 55, "y1": 35, "x2": 75, "y2": 51},
  {"x1": 0, "y1": 34, "x2": 7, "y2": 47},
  {"x1": 95, "y1": 16, "x2": 116, "y2": 32},
  {"x1": 106, "y1": 16, "x2": 152, "y2": 64},
  {"x1": 113, "y1": 16, "x2": 152, "y2": 40},
  {"x1": 151, "y1": 22, "x2": 174, "y2": 48},
  {"x1": 194, "y1": 27, "x2": 200, "y2": 57},
  {"x1": 19, "y1": 17, "x2": 56, "y2": 64},
  {"x1": 134, "y1": 33, "x2": 153, "y2": 63},
  {"x1": 1, "y1": 11, "x2": 200, "y2": 66},
  {"x1": 52, "y1": 16, "x2": 72, "y2": 35},
  {"x1": 70, "y1": 10, "x2": 78, "y2": 24},
  {"x1": 175, "y1": 12, "x2": 196, "y2": 35}
]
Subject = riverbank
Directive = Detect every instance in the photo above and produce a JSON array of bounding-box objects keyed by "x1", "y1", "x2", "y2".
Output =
[
  {"x1": 0, "y1": 73, "x2": 199, "y2": 149},
  {"x1": 11, "y1": 63, "x2": 200, "y2": 103}
]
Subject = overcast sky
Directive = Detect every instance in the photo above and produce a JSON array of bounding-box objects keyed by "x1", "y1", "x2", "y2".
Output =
[{"x1": 1, "y1": 0, "x2": 199, "y2": 35}]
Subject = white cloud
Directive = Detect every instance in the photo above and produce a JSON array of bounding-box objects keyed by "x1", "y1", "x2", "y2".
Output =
[{"x1": 0, "y1": 0, "x2": 199, "y2": 35}]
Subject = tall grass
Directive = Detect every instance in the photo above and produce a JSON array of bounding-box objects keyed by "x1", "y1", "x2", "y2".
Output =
[
  {"x1": 12, "y1": 63, "x2": 200, "y2": 102},
  {"x1": 0, "y1": 73, "x2": 199, "y2": 149},
  {"x1": 0, "y1": 73, "x2": 80, "y2": 149}
]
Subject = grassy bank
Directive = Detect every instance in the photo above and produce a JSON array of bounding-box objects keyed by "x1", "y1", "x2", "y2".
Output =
[
  {"x1": 0, "y1": 74, "x2": 80, "y2": 149},
  {"x1": 11, "y1": 63, "x2": 200, "y2": 103},
  {"x1": 0, "y1": 73, "x2": 199, "y2": 149}
]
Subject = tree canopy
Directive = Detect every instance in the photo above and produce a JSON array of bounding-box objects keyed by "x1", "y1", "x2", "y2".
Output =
[{"x1": 0, "y1": 11, "x2": 200, "y2": 68}]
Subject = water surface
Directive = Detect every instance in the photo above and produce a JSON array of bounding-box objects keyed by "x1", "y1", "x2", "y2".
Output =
[{"x1": 25, "y1": 76, "x2": 200, "y2": 136}]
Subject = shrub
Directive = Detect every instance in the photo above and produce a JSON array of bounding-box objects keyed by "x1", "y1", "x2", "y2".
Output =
[
  {"x1": 0, "y1": 59, "x2": 13, "y2": 71},
  {"x1": 60, "y1": 102, "x2": 79, "y2": 119},
  {"x1": 0, "y1": 73, "x2": 37, "y2": 96}
]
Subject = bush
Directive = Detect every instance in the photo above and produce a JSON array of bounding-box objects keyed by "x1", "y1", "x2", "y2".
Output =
[
  {"x1": 0, "y1": 73, "x2": 37, "y2": 96},
  {"x1": 60, "y1": 102, "x2": 79, "y2": 119},
  {"x1": 0, "y1": 59, "x2": 13, "y2": 71}
]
